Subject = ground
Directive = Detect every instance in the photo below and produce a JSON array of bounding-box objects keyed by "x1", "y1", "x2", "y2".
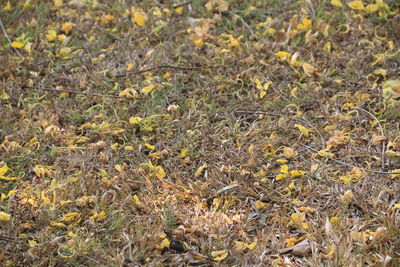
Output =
[{"x1": 1, "y1": 0, "x2": 400, "y2": 266}]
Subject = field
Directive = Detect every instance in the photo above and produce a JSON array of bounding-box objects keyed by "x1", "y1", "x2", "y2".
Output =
[{"x1": 1, "y1": 0, "x2": 400, "y2": 266}]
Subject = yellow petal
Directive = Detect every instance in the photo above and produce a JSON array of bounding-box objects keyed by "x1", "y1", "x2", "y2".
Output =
[
  {"x1": 160, "y1": 238, "x2": 170, "y2": 249},
  {"x1": 247, "y1": 242, "x2": 257, "y2": 250},
  {"x1": 280, "y1": 164, "x2": 289, "y2": 174},
  {"x1": 61, "y1": 22, "x2": 74, "y2": 34},
  {"x1": 347, "y1": 1, "x2": 365, "y2": 11},
  {"x1": 2, "y1": 1, "x2": 11, "y2": 12},
  {"x1": 331, "y1": 0, "x2": 343, "y2": 7},
  {"x1": 133, "y1": 11, "x2": 147, "y2": 27},
  {"x1": 255, "y1": 200, "x2": 267, "y2": 209},
  {"x1": 0, "y1": 163, "x2": 8, "y2": 176},
  {"x1": 366, "y1": 4, "x2": 379, "y2": 12},
  {"x1": 0, "y1": 211, "x2": 11, "y2": 222},
  {"x1": 294, "y1": 124, "x2": 309, "y2": 137},
  {"x1": 141, "y1": 84, "x2": 155, "y2": 95},
  {"x1": 212, "y1": 250, "x2": 228, "y2": 261},
  {"x1": 11, "y1": 41, "x2": 24, "y2": 48},
  {"x1": 129, "y1": 117, "x2": 142, "y2": 124},
  {"x1": 194, "y1": 164, "x2": 207, "y2": 177},
  {"x1": 275, "y1": 51, "x2": 291, "y2": 61}
]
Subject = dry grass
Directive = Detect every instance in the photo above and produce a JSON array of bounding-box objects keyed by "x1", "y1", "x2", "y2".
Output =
[{"x1": 1, "y1": 0, "x2": 400, "y2": 266}]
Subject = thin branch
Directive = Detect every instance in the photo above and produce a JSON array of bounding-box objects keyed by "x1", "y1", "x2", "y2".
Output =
[
  {"x1": 299, "y1": 143, "x2": 400, "y2": 175},
  {"x1": 113, "y1": 64, "x2": 219, "y2": 78},
  {"x1": 20, "y1": 86, "x2": 148, "y2": 99},
  {"x1": 354, "y1": 107, "x2": 386, "y2": 171},
  {"x1": 172, "y1": 1, "x2": 193, "y2": 9},
  {"x1": 0, "y1": 17, "x2": 24, "y2": 59}
]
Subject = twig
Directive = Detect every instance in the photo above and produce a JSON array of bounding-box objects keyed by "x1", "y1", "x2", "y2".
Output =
[
  {"x1": 235, "y1": 110, "x2": 325, "y2": 148},
  {"x1": 0, "y1": 17, "x2": 24, "y2": 59},
  {"x1": 299, "y1": 143, "x2": 400, "y2": 175},
  {"x1": 172, "y1": 1, "x2": 193, "y2": 9},
  {"x1": 113, "y1": 64, "x2": 217, "y2": 78},
  {"x1": 21, "y1": 86, "x2": 148, "y2": 99},
  {"x1": 354, "y1": 107, "x2": 386, "y2": 171}
]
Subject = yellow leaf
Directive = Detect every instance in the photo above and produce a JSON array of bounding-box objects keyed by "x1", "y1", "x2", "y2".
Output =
[
  {"x1": 0, "y1": 163, "x2": 8, "y2": 176},
  {"x1": 234, "y1": 241, "x2": 247, "y2": 251},
  {"x1": 3, "y1": 1, "x2": 11, "y2": 12},
  {"x1": 133, "y1": 194, "x2": 142, "y2": 206},
  {"x1": 174, "y1": 6, "x2": 184, "y2": 15},
  {"x1": 326, "y1": 246, "x2": 335, "y2": 259},
  {"x1": 390, "y1": 169, "x2": 400, "y2": 178},
  {"x1": 275, "y1": 173, "x2": 287, "y2": 181},
  {"x1": 247, "y1": 242, "x2": 257, "y2": 250},
  {"x1": 318, "y1": 148, "x2": 335, "y2": 158},
  {"x1": 373, "y1": 68, "x2": 387, "y2": 76},
  {"x1": 129, "y1": 117, "x2": 142, "y2": 124},
  {"x1": 11, "y1": 41, "x2": 24, "y2": 49},
  {"x1": 0, "y1": 211, "x2": 11, "y2": 222},
  {"x1": 61, "y1": 22, "x2": 74, "y2": 34},
  {"x1": 331, "y1": 0, "x2": 343, "y2": 8},
  {"x1": 229, "y1": 35, "x2": 240, "y2": 47},
  {"x1": 91, "y1": 211, "x2": 106, "y2": 222},
  {"x1": 294, "y1": 124, "x2": 309, "y2": 137},
  {"x1": 266, "y1": 27, "x2": 276, "y2": 34},
  {"x1": 126, "y1": 63, "x2": 134, "y2": 72},
  {"x1": 391, "y1": 203, "x2": 400, "y2": 211},
  {"x1": 280, "y1": 164, "x2": 289, "y2": 174},
  {"x1": 115, "y1": 164, "x2": 123, "y2": 172},
  {"x1": 347, "y1": 1, "x2": 365, "y2": 11},
  {"x1": 255, "y1": 200, "x2": 267, "y2": 209},
  {"x1": 194, "y1": 164, "x2": 207, "y2": 177},
  {"x1": 276, "y1": 159, "x2": 288, "y2": 164},
  {"x1": 296, "y1": 18, "x2": 312, "y2": 31},
  {"x1": 101, "y1": 14, "x2": 115, "y2": 25},
  {"x1": 62, "y1": 212, "x2": 81, "y2": 223},
  {"x1": 290, "y1": 170, "x2": 305, "y2": 177},
  {"x1": 211, "y1": 250, "x2": 228, "y2": 261},
  {"x1": 119, "y1": 88, "x2": 138, "y2": 98},
  {"x1": 124, "y1": 146, "x2": 134, "y2": 151},
  {"x1": 68, "y1": 176, "x2": 78, "y2": 183},
  {"x1": 180, "y1": 148, "x2": 189, "y2": 158},
  {"x1": 0, "y1": 176, "x2": 17, "y2": 181},
  {"x1": 330, "y1": 216, "x2": 340, "y2": 224},
  {"x1": 50, "y1": 221, "x2": 66, "y2": 227},
  {"x1": 160, "y1": 238, "x2": 170, "y2": 249},
  {"x1": 340, "y1": 190, "x2": 353, "y2": 204},
  {"x1": 302, "y1": 63, "x2": 319, "y2": 77},
  {"x1": 46, "y1": 30, "x2": 57, "y2": 41},
  {"x1": 145, "y1": 143, "x2": 155, "y2": 151},
  {"x1": 57, "y1": 47, "x2": 72, "y2": 57},
  {"x1": 54, "y1": 0, "x2": 63, "y2": 8},
  {"x1": 324, "y1": 41, "x2": 331, "y2": 53},
  {"x1": 133, "y1": 11, "x2": 148, "y2": 27},
  {"x1": 154, "y1": 166, "x2": 166, "y2": 179},
  {"x1": 298, "y1": 206, "x2": 315, "y2": 213},
  {"x1": 141, "y1": 84, "x2": 155, "y2": 95},
  {"x1": 193, "y1": 38, "x2": 204, "y2": 48},
  {"x1": 275, "y1": 51, "x2": 291, "y2": 61},
  {"x1": 283, "y1": 147, "x2": 298, "y2": 158},
  {"x1": 366, "y1": 4, "x2": 379, "y2": 12}
]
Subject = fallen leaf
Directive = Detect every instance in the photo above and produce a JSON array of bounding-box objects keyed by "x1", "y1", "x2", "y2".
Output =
[{"x1": 280, "y1": 239, "x2": 311, "y2": 256}]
